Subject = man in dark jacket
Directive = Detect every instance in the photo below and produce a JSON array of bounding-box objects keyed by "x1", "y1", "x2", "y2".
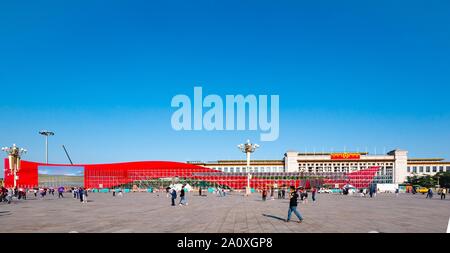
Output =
[
  {"x1": 171, "y1": 189, "x2": 177, "y2": 206},
  {"x1": 179, "y1": 185, "x2": 186, "y2": 206},
  {"x1": 79, "y1": 188, "x2": 84, "y2": 202},
  {"x1": 286, "y1": 186, "x2": 303, "y2": 223}
]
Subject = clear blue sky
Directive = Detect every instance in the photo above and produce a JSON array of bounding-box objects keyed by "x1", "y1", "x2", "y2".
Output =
[{"x1": 1, "y1": 0, "x2": 450, "y2": 177}]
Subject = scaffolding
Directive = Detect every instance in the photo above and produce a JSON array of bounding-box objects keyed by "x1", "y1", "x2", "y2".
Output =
[{"x1": 85, "y1": 166, "x2": 380, "y2": 190}]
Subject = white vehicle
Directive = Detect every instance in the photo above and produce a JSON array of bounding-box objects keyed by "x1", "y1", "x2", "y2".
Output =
[{"x1": 318, "y1": 188, "x2": 332, "y2": 194}]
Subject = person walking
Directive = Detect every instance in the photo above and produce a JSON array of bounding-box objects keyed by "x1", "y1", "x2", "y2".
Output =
[
  {"x1": 112, "y1": 189, "x2": 116, "y2": 197},
  {"x1": 282, "y1": 188, "x2": 286, "y2": 199},
  {"x1": 166, "y1": 186, "x2": 171, "y2": 198},
  {"x1": 299, "y1": 189, "x2": 304, "y2": 202},
  {"x1": 79, "y1": 187, "x2": 84, "y2": 203},
  {"x1": 426, "y1": 188, "x2": 432, "y2": 199},
  {"x1": 286, "y1": 186, "x2": 303, "y2": 223},
  {"x1": 199, "y1": 187, "x2": 202, "y2": 196},
  {"x1": 17, "y1": 188, "x2": 22, "y2": 200},
  {"x1": 83, "y1": 189, "x2": 88, "y2": 203},
  {"x1": 58, "y1": 186, "x2": 64, "y2": 198},
  {"x1": 262, "y1": 189, "x2": 267, "y2": 201},
  {"x1": 40, "y1": 188, "x2": 46, "y2": 199},
  {"x1": 311, "y1": 187, "x2": 317, "y2": 203},
  {"x1": 179, "y1": 185, "x2": 187, "y2": 206},
  {"x1": 395, "y1": 188, "x2": 399, "y2": 197},
  {"x1": 441, "y1": 188, "x2": 447, "y2": 200},
  {"x1": 7, "y1": 188, "x2": 13, "y2": 204},
  {"x1": 171, "y1": 188, "x2": 177, "y2": 206}
]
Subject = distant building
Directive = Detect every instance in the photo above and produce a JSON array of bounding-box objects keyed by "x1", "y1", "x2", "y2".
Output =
[{"x1": 192, "y1": 150, "x2": 449, "y2": 184}]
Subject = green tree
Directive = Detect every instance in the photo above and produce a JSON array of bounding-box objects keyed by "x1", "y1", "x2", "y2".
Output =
[
  {"x1": 433, "y1": 172, "x2": 450, "y2": 188},
  {"x1": 405, "y1": 174, "x2": 437, "y2": 188}
]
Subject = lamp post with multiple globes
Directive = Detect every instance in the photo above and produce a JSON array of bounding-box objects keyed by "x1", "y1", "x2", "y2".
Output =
[
  {"x1": 238, "y1": 139, "x2": 260, "y2": 196},
  {"x1": 1, "y1": 144, "x2": 27, "y2": 188}
]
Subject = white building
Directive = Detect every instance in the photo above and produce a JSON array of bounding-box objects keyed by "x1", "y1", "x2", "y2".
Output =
[
  {"x1": 284, "y1": 150, "x2": 407, "y2": 183},
  {"x1": 189, "y1": 149, "x2": 449, "y2": 184}
]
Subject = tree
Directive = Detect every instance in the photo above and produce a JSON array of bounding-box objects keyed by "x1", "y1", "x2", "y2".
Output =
[
  {"x1": 433, "y1": 172, "x2": 450, "y2": 188},
  {"x1": 405, "y1": 174, "x2": 437, "y2": 188}
]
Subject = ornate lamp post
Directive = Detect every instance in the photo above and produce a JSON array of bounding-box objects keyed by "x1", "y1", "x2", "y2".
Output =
[
  {"x1": 2, "y1": 144, "x2": 27, "y2": 188},
  {"x1": 238, "y1": 139, "x2": 260, "y2": 196}
]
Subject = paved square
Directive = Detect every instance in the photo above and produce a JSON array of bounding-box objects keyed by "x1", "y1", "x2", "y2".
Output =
[{"x1": 1, "y1": 191, "x2": 449, "y2": 233}]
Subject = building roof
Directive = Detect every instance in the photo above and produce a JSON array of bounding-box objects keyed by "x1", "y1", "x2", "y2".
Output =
[
  {"x1": 408, "y1": 158, "x2": 445, "y2": 162},
  {"x1": 295, "y1": 152, "x2": 369, "y2": 156},
  {"x1": 188, "y1": 160, "x2": 284, "y2": 165}
]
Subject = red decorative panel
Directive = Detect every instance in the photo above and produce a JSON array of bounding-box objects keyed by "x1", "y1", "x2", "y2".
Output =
[{"x1": 3, "y1": 159, "x2": 380, "y2": 190}]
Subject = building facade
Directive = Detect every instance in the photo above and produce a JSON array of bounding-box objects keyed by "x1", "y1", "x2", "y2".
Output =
[
  {"x1": 3, "y1": 149, "x2": 448, "y2": 189},
  {"x1": 406, "y1": 159, "x2": 450, "y2": 177},
  {"x1": 195, "y1": 150, "x2": 449, "y2": 184}
]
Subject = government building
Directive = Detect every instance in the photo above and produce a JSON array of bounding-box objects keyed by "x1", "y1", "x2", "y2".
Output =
[{"x1": 191, "y1": 149, "x2": 450, "y2": 184}]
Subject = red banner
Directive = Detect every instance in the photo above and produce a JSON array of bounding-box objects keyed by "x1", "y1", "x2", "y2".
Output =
[{"x1": 331, "y1": 153, "x2": 361, "y2": 160}]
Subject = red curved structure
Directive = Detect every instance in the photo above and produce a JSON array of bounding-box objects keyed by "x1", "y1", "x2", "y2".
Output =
[{"x1": 3, "y1": 159, "x2": 380, "y2": 190}]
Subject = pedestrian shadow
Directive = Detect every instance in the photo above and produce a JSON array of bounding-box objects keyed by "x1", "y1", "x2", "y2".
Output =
[
  {"x1": 262, "y1": 214, "x2": 286, "y2": 221},
  {"x1": 0, "y1": 211, "x2": 11, "y2": 217}
]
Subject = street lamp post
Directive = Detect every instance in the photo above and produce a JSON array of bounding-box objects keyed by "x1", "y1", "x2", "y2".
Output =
[
  {"x1": 2, "y1": 144, "x2": 27, "y2": 189},
  {"x1": 238, "y1": 139, "x2": 260, "y2": 196},
  {"x1": 39, "y1": 130, "x2": 54, "y2": 164}
]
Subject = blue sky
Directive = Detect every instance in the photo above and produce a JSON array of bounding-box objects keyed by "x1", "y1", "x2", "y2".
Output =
[
  {"x1": 38, "y1": 166, "x2": 84, "y2": 176},
  {"x1": 1, "y1": 0, "x2": 450, "y2": 177}
]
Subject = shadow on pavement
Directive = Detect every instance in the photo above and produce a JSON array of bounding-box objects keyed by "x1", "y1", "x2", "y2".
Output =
[
  {"x1": 0, "y1": 211, "x2": 11, "y2": 216},
  {"x1": 262, "y1": 214, "x2": 286, "y2": 221}
]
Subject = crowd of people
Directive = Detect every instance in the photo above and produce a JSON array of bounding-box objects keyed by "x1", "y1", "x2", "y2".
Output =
[
  {"x1": 258, "y1": 186, "x2": 319, "y2": 223},
  {"x1": 71, "y1": 187, "x2": 88, "y2": 203},
  {"x1": 1, "y1": 187, "x2": 29, "y2": 204},
  {"x1": 2, "y1": 182, "x2": 448, "y2": 227},
  {"x1": 0, "y1": 186, "x2": 91, "y2": 204},
  {"x1": 261, "y1": 187, "x2": 317, "y2": 203}
]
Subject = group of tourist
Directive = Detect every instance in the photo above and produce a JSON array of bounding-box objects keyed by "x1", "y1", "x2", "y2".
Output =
[
  {"x1": 262, "y1": 187, "x2": 317, "y2": 203},
  {"x1": 258, "y1": 186, "x2": 318, "y2": 223},
  {"x1": 420, "y1": 187, "x2": 448, "y2": 200},
  {"x1": 0, "y1": 187, "x2": 29, "y2": 204},
  {"x1": 277, "y1": 188, "x2": 286, "y2": 199},
  {"x1": 0, "y1": 187, "x2": 14, "y2": 204},
  {"x1": 71, "y1": 187, "x2": 88, "y2": 203},
  {"x1": 168, "y1": 184, "x2": 188, "y2": 206}
]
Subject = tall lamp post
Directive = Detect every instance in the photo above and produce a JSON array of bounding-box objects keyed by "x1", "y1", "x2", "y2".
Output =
[
  {"x1": 238, "y1": 139, "x2": 260, "y2": 196},
  {"x1": 2, "y1": 144, "x2": 27, "y2": 188},
  {"x1": 39, "y1": 130, "x2": 54, "y2": 164}
]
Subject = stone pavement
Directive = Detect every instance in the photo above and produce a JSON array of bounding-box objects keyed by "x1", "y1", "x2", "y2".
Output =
[{"x1": 0, "y1": 191, "x2": 449, "y2": 233}]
